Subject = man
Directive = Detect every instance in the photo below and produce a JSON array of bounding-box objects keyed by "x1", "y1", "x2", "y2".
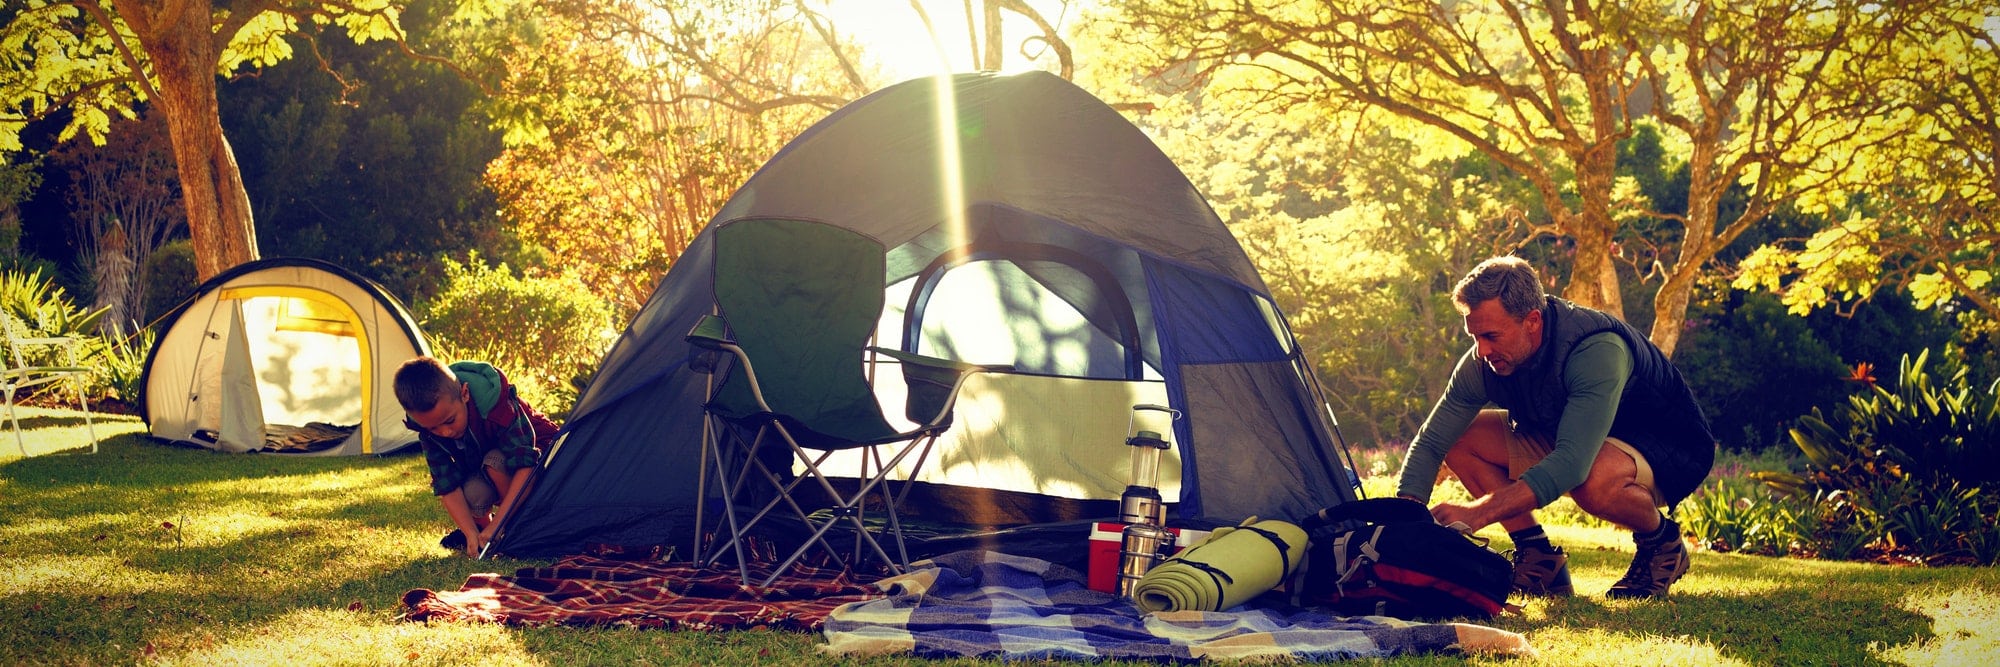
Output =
[
  {"x1": 395, "y1": 357, "x2": 559, "y2": 558},
  {"x1": 1396, "y1": 256, "x2": 1715, "y2": 599}
]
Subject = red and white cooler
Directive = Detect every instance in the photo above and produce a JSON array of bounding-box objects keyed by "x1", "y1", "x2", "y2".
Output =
[{"x1": 1085, "y1": 522, "x2": 1213, "y2": 593}]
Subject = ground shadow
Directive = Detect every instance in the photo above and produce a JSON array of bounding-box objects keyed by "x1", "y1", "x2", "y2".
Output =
[{"x1": 1502, "y1": 566, "x2": 1942, "y2": 665}]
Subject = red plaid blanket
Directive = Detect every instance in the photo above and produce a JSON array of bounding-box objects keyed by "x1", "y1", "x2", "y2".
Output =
[{"x1": 400, "y1": 555, "x2": 882, "y2": 631}]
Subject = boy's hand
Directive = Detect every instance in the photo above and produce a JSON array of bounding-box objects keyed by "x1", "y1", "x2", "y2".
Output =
[
  {"x1": 475, "y1": 523, "x2": 499, "y2": 554},
  {"x1": 463, "y1": 532, "x2": 485, "y2": 558}
]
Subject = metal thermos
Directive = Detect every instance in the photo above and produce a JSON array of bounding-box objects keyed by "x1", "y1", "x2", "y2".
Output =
[
  {"x1": 1118, "y1": 522, "x2": 1172, "y2": 597},
  {"x1": 1119, "y1": 482, "x2": 1165, "y2": 527}
]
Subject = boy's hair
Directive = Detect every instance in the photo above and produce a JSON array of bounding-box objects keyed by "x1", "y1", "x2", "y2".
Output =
[
  {"x1": 1452, "y1": 256, "x2": 1546, "y2": 319},
  {"x1": 393, "y1": 357, "x2": 459, "y2": 412}
]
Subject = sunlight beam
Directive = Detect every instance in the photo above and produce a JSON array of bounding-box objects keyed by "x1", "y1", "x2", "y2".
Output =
[{"x1": 931, "y1": 74, "x2": 968, "y2": 254}]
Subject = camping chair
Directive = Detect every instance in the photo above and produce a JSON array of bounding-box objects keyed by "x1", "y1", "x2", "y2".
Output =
[
  {"x1": 3, "y1": 312, "x2": 97, "y2": 455},
  {"x1": 686, "y1": 217, "x2": 1006, "y2": 587}
]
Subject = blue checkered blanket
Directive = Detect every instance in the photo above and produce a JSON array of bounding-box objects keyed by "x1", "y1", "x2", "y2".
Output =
[{"x1": 822, "y1": 551, "x2": 1533, "y2": 661}]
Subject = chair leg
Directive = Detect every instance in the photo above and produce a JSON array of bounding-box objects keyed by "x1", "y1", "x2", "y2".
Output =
[
  {"x1": 703, "y1": 422, "x2": 854, "y2": 584},
  {"x1": 723, "y1": 443, "x2": 854, "y2": 568},
  {"x1": 74, "y1": 376, "x2": 95, "y2": 455},
  {"x1": 789, "y1": 443, "x2": 900, "y2": 572},
  {"x1": 699, "y1": 417, "x2": 760, "y2": 586},
  {"x1": 7, "y1": 387, "x2": 23, "y2": 457}
]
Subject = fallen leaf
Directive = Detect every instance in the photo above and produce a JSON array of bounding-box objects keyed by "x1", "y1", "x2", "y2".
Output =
[
  {"x1": 348, "y1": 601, "x2": 364, "y2": 612},
  {"x1": 406, "y1": 652, "x2": 420, "y2": 661},
  {"x1": 160, "y1": 521, "x2": 175, "y2": 530},
  {"x1": 93, "y1": 534, "x2": 107, "y2": 542},
  {"x1": 142, "y1": 642, "x2": 156, "y2": 658}
]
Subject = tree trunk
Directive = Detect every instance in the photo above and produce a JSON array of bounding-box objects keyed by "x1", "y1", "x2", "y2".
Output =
[
  {"x1": 1653, "y1": 143, "x2": 1729, "y2": 359},
  {"x1": 1649, "y1": 269, "x2": 1694, "y2": 359},
  {"x1": 1563, "y1": 158, "x2": 1625, "y2": 320},
  {"x1": 121, "y1": 0, "x2": 258, "y2": 281},
  {"x1": 980, "y1": 0, "x2": 1004, "y2": 70}
]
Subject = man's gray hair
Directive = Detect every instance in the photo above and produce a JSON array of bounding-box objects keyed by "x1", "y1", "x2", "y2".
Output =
[{"x1": 1452, "y1": 256, "x2": 1546, "y2": 319}]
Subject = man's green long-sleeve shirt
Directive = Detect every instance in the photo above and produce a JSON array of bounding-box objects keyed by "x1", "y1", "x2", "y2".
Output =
[{"x1": 1396, "y1": 332, "x2": 1632, "y2": 507}]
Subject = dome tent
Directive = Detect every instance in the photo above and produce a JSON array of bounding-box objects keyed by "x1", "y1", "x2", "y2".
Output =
[
  {"x1": 490, "y1": 72, "x2": 1360, "y2": 560},
  {"x1": 140, "y1": 258, "x2": 430, "y2": 455}
]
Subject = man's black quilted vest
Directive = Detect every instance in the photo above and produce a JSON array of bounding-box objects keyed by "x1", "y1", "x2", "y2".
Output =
[{"x1": 1480, "y1": 297, "x2": 1716, "y2": 507}]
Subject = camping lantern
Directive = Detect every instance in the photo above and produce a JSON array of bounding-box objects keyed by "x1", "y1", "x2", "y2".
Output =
[
  {"x1": 1119, "y1": 404, "x2": 1177, "y2": 527},
  {"x1": 1117, "y1": 404, "x2": 1178, "y2": 597}
]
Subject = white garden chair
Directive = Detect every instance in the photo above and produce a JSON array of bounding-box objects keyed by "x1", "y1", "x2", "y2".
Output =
[{"x1": 3, "y1": 312, "x2": 97, "y2": 455}]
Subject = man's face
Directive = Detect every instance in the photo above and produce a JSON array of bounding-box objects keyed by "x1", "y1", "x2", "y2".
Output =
[
  {"x1": 406, "y1": 383, "x2": 471, "y2": 439},
  {"x1": 1463, "y1": 300, "x2": 1542, "y2": 376}
]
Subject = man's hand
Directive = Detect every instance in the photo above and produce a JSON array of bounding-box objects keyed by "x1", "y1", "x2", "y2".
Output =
[
  {"x1": 1427, "y1": 481, "x2": 1540, "y2": 532},
  {"x1": 1428, "y1": 501, "x2": 1483, "y2": 531}
]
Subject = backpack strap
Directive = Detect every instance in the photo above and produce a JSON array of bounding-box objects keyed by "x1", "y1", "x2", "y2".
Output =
[{"x1": 1302, "y1": 497, "x2": 1434, "y2": 531}]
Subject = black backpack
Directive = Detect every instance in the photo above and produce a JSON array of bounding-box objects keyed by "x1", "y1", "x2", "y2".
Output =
[{"x1": 1293, "y1": 497, "x2": 1512, "y2": 620}]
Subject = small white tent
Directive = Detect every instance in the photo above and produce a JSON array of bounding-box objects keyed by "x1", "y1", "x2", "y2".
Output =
[{"x1": 140, "y1": 258, "x2": 430, "y2": 455}]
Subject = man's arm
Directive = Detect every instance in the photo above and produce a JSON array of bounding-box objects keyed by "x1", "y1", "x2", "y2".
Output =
[
  {"x1": 1395, "y1": 349, "x2": 1488, "y2": 502},
  {"x1": 1423, "y1": 334, "x2": 1630, "y2": 531},
  {"x1": 1513, "y1": 333, "x2": 1630, "y2": 506}
]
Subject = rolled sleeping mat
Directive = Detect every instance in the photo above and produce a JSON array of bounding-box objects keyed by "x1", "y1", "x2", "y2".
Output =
[{"x1": 1132, "y1": 517, "x2": 1308, "y2": 613}]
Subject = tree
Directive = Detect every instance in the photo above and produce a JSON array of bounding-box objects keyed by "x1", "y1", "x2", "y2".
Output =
[
  {"x1": 450, "y1": 0, "x2": 1076, "y2": 313},
  {"x1": 1735, "y1": 3, "x2": 1999, "y2": 322},
  {"x1": 217, "y1": 0, "x2": 507, "y2": 303},
  {"x1": 0, "y1": 155, "x2": 40, "y2": 269},
  {"x1": 439, "y1": 0, "x2": 874, "y2": 313},
  {"x1": 48, "y1": 108, "x2": 181, "y2": 332},
  {"x1": 1067, "y1": 42, "x2": 1541, "y2": 443},
  {"x1": 1089, "y1": 0, "x2": 1933, "y2": 357},
  {"x1": 2, "y1": 0, "x2": 423, "y2": 280}
]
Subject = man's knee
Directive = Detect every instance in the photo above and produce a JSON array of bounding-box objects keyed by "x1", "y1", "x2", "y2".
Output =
[
  {"x1": 1449, "y1": 412, "x2": 1514, "y2": 461},
  {"x1": 1569, "y1": 469, "x2": 1655, "y2": 519}
]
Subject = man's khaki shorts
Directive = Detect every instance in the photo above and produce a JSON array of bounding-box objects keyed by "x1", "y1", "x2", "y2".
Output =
[{"x1": 1504, "y1": 420, "x2": 1666, "y2": 508}]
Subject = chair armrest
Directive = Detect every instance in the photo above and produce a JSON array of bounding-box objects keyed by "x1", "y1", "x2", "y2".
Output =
[
  {"x1": 867, "y1": 347, "x2": 1013, "y2": 425},
  {"x1": 866, "y1": 347, "x2": 1012, "y2": 375},
  {"x1": 13, "y1": 336, "x2": 79, "y2": 346},
  {"x1": 684, "y1": 315, "x2": 732, "y2": 350}
]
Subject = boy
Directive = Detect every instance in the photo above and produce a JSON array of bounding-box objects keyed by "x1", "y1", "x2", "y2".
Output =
[{"x1": 394, "y1": 357, "x2": 559, "y2": 557}]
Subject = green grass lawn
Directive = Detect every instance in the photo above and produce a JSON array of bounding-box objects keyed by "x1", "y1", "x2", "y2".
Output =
[{"x1": 4, "y1": 406, "x2": 1997, "y2": 666}]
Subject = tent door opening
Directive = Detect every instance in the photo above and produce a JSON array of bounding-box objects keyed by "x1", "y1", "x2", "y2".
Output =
[{"x1": 190, "y1": 287, "x2": 375, "y2": 452}]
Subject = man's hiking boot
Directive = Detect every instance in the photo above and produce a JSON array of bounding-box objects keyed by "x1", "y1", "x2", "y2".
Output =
[
  {"x1": 440, "y1": 529, "x2": 466, "y2": 551},
  {"x1": 1606, "y1": 517, "x2": 1692, "y2": 599},
  {"x1": 1509, "y1": 541, "x2": 1574, "y2": 597}
]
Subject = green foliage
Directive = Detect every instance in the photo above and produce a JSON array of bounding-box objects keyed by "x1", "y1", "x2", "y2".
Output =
[
  {"x1": 1678, "y1": 292, "x2": 1849, "y2": 449},
  {"x1": 1680, "y1": 290, "x2": 1958, "y2": 450},
  {"x1": 0, "y1": 0, "x2": 419, "y2": 156},
  {"x1": 0, "y1": 269, "x2": 108, "y2": 401},
  {"x1": 218, "y1": 1, "x2": 510, "y2": 304},
  {"x1": 140, "y1": 240, "x2": 199, "y2": 325},
  {"x1": 91, "y1": 325, "x2": 153, "y2": 404},
  {"x1": 0, "y1": 269, "x2": 104, "y2": 343},
  {"x1": 1680, "y1": 477, "x2": 1804, "y2": 557},
  {"x1": 1752, "y1": 350, "x2": 2000, "y2": 564},
  {"x1": 418, "y1": 253, "x2": 613, "y2": 420}
]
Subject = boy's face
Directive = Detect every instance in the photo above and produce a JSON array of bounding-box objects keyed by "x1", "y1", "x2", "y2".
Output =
[{"x1": 406, "y1": 383, "x2": 471, "y2": 439}]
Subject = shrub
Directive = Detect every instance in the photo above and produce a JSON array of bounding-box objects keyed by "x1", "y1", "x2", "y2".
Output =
[
  {"x1": 418, "y1": 253, "x2": 615, "y2": 421},
  {"x1": 140, "y1": 240, "x2": 199, "y2": 325},
  {"x1": 1680, "y1": 477, "x2": 1806, "y2": 557},
  {"x1": 92, "y1": 326, "x2": 155, "y2": 405},
  {"x1": 1678, "y1": 292, "x2": 1849, "y2": 450},
  {"x1": 1754, "y1": 350, "x2": 2000, "y2": 565},
  {"x1": 0, "y1": 270, "x2": 112, "y2": 401}
]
